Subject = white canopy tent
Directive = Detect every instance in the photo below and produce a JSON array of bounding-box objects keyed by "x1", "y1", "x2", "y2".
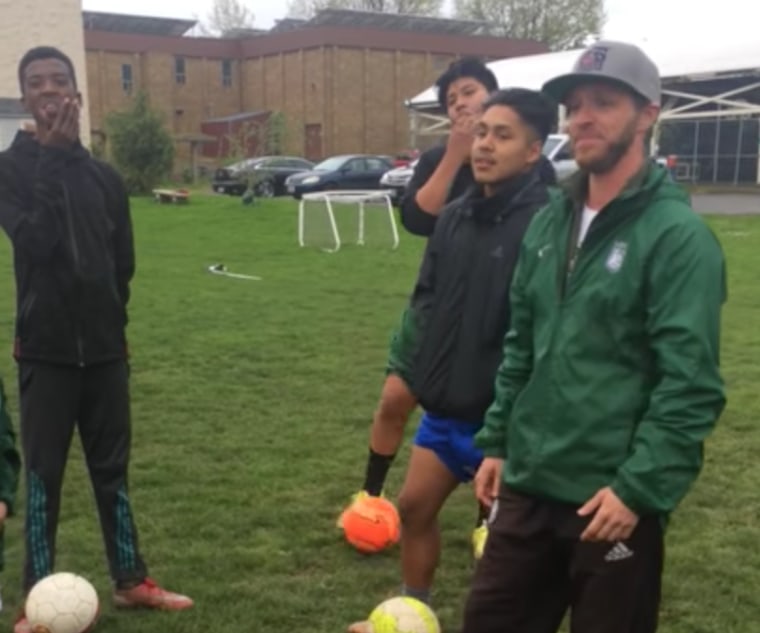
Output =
[
  {"x1": 405, "y1": 39, "x2": 760, "y2": 183},
  {"x1": 406, "y1": 42, "x2": 760, "y2": 124}
]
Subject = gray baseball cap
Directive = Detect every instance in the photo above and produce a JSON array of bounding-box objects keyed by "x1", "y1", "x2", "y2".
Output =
[{"x1": 542, "y1": 40, "x2": 661, "y2": 106}]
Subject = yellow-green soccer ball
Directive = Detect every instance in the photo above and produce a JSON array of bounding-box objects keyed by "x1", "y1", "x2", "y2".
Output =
[{"x1": 368, "y1": 596, "x2": 440, "y2": 633}]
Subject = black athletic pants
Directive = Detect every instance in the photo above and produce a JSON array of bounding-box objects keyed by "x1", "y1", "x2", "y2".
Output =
[
  {"x1": 18, "y1": 360, "x2": 147, "y2": 591},
  {"x1": 461, "y1": 485, "x2": 663, "y2": 633}
]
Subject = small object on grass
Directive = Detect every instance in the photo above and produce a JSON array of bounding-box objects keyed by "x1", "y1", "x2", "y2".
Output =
[{"x1": 207, "y1": 263, "x2": 261, "y2": 281}]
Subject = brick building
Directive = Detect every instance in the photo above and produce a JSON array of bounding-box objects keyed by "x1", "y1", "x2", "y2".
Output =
[
  {"x1": 83, "y1": 9, "x2": 548, "y2": 170},
  {"x1": 0, "y1": 0, "x2": 91, "y2": 146}
]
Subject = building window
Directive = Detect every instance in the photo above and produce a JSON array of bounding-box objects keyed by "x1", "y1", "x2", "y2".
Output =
[
  {"x1": 175, "y1": 57, "x2": 186, "y2": 85},
  {"x1": 121, "y1": 64, "x2": 133, "y2": 94},
  {"x1": 221, "y1": 59, "x2": 232, "y2": 88}
]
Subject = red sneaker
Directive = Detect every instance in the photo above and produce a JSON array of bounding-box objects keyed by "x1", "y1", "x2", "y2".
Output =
[{"x1": 113, "y1": 577, "x2": 193, "y2": 610}]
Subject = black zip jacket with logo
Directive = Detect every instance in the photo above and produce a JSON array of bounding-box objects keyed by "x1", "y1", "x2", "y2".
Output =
[
  {"x1": 0, "y1": 131, "x2": 134, "y2": 366},
  {"x1": 407, "y1": 167, "x2": 550, "y2": 422}
]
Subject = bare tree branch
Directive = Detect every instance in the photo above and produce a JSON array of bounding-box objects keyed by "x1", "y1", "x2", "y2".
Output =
[
  {"x1": 454, "y1": 0, "x2": 605, "y2": 50},
  {"x1": 203, "y1": 0, "x2": 256, "y2": 36},
  {"x1": 286, "y1": 0, "x2": 444, "y2": 18}
]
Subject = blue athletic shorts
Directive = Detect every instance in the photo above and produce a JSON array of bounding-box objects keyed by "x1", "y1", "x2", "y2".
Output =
[{"x1": 413, "y1": 412, "x2": 484, "y2": 482}]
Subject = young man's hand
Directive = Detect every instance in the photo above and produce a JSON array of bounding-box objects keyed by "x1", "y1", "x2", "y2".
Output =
[
  {"x1": 446, "y1": 111, "x2": 477, "y2": 164},
  {"x1": 38, "y1": 98, "x2": 80, "y2": 148},
  {"x1": 474, "y1": 457, "x2": 503, "y2": 508},
  {"x1": 578, "y1": 487, "x2": 639, "y2": 542},
  {"x1": 0, "y1": 501, "x2": 7, "y2": 523}
]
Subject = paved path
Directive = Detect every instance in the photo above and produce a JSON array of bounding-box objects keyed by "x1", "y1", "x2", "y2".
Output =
[{"x1": 691, "y1": 194, "x2": 760, "y2": 215}]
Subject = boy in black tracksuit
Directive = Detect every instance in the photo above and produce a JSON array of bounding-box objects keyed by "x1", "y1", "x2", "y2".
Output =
[
  {"x1": 347, "y1": 88, "x2": 558, "y2": 632},
  {"x1": 0, "y1": 47, "x2": 192, "y2": 632}
]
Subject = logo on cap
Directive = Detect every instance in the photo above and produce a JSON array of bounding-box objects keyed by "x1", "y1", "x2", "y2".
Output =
[{"x1": 577, "y1": 46, "x2": 609, "y2": 72}]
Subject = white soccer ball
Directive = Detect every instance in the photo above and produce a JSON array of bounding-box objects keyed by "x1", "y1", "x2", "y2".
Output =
[
  {"x1": 25, "y1": 572, "x2": 99, "y2": 633},
  {"x1": 368, "y1": 596, "x2": 441, "y2": 633}
]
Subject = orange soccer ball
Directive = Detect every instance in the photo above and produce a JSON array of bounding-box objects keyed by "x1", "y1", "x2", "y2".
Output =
[{"x1": 342, "y1": 496, "x2": 401, "y2": 554}]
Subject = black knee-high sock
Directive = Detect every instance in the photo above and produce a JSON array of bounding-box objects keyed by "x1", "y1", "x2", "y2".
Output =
[{"x1": 362, "y1": 448, "x2": 396, "y2": 496}]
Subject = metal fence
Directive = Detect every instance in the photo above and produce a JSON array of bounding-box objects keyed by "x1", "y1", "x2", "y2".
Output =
[{"x1": 659, "y1": 117, "x2": 760, "y2": 185}]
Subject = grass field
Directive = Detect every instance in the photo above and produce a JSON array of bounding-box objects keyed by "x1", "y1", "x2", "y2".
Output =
[{"x1": 0, "y1": 193, "x2": 757, "y2": 633}]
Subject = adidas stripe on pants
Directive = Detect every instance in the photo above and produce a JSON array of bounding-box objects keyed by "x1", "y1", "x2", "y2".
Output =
[{"x1": 18, "y1": 361, "x2": 148, "y2": 592}]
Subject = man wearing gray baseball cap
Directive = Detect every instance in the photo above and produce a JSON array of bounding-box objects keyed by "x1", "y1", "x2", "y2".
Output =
[{"x1": 459, "y1": 40, "x2": 727, "y2": 633}]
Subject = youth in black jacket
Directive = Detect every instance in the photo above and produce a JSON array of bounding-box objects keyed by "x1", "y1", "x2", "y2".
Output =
[
  {"x1": 0, "y1": 130, "x2": 133, "y2": 366},
  {"x1": 409, "y1": 170, "x2": 550, "y2": 422},
  {"x1": 399, "y1": 144, "x2": 476, "y2": 236},
  {"x1": 345, "y1": 89, "x2": 558, "y2": 632},
  {"x1": 339, "y1": 58, "x2": 500, "y2": 518}
]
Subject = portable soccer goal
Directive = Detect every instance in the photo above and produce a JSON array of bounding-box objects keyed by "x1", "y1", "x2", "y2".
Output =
[{"x1": 297, "y1": 190, "x2": 400, "y2": 253}]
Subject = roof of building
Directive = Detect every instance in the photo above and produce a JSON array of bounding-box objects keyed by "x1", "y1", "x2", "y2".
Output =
[
  {"x1": 307, "y1": 8, "x2": 494, "y2": 36},
  {"x1": 269, "y1": 18, "x2": 309, "y2": 33},
  {"x1": 82, "y1": 8, "x2": 497, "y2": 39},
  {"x1": 82, "y1": 10, "x2": 197, "y2": 37},
  {"x1": 408, "y1": 38, "x2": 760, "y2": 108},
  {"x1": 81, "y1": 9, "x2": 546, "y2": 59},
  {"x1": 220, "y1": 28, "x2": 269, "y2": 39},
  {"x1": 203, "y1": 110, "x2": 270, "y2": 124},
  {"x1": 174, "y1": 132, "x2": 217, "y2": 143}
]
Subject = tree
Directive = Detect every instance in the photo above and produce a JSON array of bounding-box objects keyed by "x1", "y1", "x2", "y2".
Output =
[
  {"x1": 220, "y1": 113, "x2": 288, "y2": 162},
  {"x1": 202, "y1": 0, "x2": 255, "y2": 36},
  {"x1": 286, "y1": 0, "x2": 443, "y2": 18},
  {"x1": 263, "y1": 112, "x2": 288, "y2": 156},
  {"x1": 220, "y1": 113, "x2": 290, "y2": 193},
  {"x1": 454, "y1": 0, "x2": 605, "y2": 51},
  {"x1": 105, "y1": 92, "x2": 174, "y2": 194}
]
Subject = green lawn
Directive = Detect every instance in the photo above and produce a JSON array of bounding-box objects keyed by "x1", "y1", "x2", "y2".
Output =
[{"x1": 0, "y1": 194, "x2": 757, "y2": 633}]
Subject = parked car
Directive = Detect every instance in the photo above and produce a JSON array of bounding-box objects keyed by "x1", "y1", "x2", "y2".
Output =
[
  {"x1": 380, "y1": 159, "x2": 418, "y2": 205},
  {"x1": 284, "y1": 154, "x2": 394, "y2": 199},
  {"x1": 543, "y1": 133, "x2": 578, "y2": 181},
  {"x1": 392, "y1": 149, "x2": 420, "y2": 168},
  {"x1": 543, "y1": 133, "x2": 677, "y2": 181},
  {"x1": 212, "y1": 156, "x2": 314, "y2": 197}
]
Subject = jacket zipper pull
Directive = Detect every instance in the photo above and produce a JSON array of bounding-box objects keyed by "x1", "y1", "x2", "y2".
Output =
[{"x1": 568, "y1": 240, "x2": 581, "y2": 274}]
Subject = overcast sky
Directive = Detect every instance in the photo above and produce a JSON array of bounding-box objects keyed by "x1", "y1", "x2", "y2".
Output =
[{"x1": 80, "y1": 0, "x2": 760, "y2": 48}]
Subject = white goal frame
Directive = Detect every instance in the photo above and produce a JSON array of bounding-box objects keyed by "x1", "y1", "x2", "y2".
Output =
[{"x1": 297, "y1": 189, "x2": 400, "y2": 253}]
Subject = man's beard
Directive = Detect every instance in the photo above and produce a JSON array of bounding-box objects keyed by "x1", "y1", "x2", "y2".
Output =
[{"x1": 578, "y1": 118, "x2": 638, "y2": 175}]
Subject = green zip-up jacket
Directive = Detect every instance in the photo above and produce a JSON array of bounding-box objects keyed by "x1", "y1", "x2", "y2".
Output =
[{"x1": 475, "y1": 164, "x2": 726, "y2": 517}]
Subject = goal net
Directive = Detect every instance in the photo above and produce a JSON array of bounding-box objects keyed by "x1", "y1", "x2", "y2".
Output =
[{"x1": 298, "y1": 190, "x2": 400, "y2": 252}]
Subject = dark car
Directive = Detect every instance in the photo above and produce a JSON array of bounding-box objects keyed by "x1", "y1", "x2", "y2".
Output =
[
  {"x1": 284, "y1": 154, "x2": 394, "y2": 199},
  {"x1": 212, "y1": 156, "x2": 315, "y2": 197}
]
